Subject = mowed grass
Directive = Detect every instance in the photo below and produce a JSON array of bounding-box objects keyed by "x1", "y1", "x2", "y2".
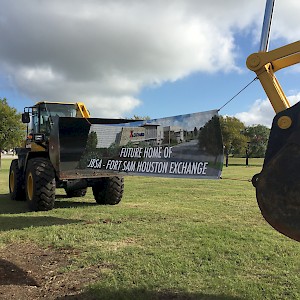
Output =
[{"x1": 0, "y1": 158, "x2": 300, "y2": 299}]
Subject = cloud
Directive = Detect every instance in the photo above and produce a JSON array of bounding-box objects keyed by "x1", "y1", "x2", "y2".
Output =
[
  {"x1": 0, "y1": 0, "x2": 265, "y2": 117},
  {"x1": 271, "y1": 1, "x2": 300, "y2": 43},
  {"x1": 235, "y1": 99, "x2": 275, "y2": 127},
  {"x1": 235, "y1": 93, "x2": 300, "y2": 127}
]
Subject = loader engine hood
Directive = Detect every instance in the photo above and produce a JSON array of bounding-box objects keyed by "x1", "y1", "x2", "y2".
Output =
[{"x1": 49, "y1": 110, "x2": 224, "y2": 180}]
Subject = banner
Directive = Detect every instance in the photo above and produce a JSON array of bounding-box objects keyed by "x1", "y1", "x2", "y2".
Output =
[{"x1": 56, "y1": 110, "x2": 224, "y2": 179}]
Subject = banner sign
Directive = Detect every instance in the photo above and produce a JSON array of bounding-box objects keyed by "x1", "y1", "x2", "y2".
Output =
[{"x1": 56, "y1": 110, "x2": 224, "y2": 179}]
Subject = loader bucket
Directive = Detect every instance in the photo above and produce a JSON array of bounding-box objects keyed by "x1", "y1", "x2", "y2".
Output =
[
  {"x1": 49, "y1": 110, "x2": 224, "y2": 181},
  {"x1": 49, "y1": 116, "x2": 135, "y2": 177},
  {"x1": 254, "y1": 102, "x2": 300, "y2": 242}
]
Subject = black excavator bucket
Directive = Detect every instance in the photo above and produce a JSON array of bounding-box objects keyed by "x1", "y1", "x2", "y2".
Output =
[
  {"x1": 48, "y1": 110, "x2": 224, "y2": 181},
  {"x1": 253, "y1": 102, "x2": 300, "y2": 241}
]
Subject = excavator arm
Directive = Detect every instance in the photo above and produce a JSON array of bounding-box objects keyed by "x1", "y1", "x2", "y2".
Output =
[
  {"x1": 246, "y1": 3, "x2": 300, "y2": 241},
  {"x1": 247, "y1": 41, "x2": 300, "y2": 115},
  {"x1": 247, "y1": 41, "x2": 300, "y2": 242}
]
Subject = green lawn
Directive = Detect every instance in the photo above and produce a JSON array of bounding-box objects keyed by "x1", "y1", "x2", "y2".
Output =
[{"x1": 0, "y1": 158, "x2": 299, "y2": 299}]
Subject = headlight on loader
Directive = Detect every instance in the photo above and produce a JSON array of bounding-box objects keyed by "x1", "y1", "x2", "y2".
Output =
[{"x1": 33, "y1": 133, "x2": 45, "y2": 143}]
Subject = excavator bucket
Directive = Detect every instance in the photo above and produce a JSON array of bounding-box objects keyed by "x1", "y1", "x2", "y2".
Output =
[
  {"x1": 253, "y1": 102, "x2": 300, "y2": 242},
  {"x1": 48, "y1": 110, "x2": 224, "y2": 181}
]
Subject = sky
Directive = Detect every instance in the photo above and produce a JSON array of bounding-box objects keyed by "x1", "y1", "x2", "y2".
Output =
[{"x1": 1, "y1": 0, "x2": 300, "y2": 127}]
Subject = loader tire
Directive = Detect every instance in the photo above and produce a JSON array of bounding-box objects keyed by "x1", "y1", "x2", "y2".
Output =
[
  {"x1": 92, "y1": 177, "x2": 124, "y2": 205},
  {"x1": 9, "y1": 159, "x2": 25, "y2": 201},
  {"x1": 25, "y1": 158, "x2": 56, "y2": 211},
  {"x1": 65, "y1": 187, "x2": 87, "y2": 198}
]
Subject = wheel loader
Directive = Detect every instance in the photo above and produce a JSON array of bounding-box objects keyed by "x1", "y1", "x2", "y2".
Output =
[{"x1": 9, "y1": 101, "x2": 126, "y2": 211}]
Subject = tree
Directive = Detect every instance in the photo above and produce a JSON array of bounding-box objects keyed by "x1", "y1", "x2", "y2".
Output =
[
  {"x1": 244, "y1": 124, "x2": 270, "y2": 158},
  {"x1": 220, "y1": 116, "x2": 248, "y2": 155},
  {"x1": 131, "y1": 115, "x2": 151, "y2": 120},
  {"x1": 86, "y1": 131, "x2": 98, "y2": 151},
  {"x1": 219, "y1": 116, "x2": 248, "y2": 165},
  {"x1": 0, "y1": 98, "x2": 25, "y2": 168},
  {"x1": 198, "y1": 116, "x2": 223, "y2": 164}
]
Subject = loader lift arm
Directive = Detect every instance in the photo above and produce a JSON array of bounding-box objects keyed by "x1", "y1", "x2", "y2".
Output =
[{"x1": 247, "y1": 41, "x2": 300, "y2": 242}]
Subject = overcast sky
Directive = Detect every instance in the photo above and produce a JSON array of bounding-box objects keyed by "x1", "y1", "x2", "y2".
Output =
[{"x1": 1, "y1": 0, "x2": 300, "y2": 126}]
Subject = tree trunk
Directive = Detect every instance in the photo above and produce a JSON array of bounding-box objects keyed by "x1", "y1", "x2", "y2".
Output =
[
  {"x1": 246, "y1": 149, "x2": 249, "y2": 166},
  {"x1": 225, "y1": 152, "x2": 229, "y2": 167}
]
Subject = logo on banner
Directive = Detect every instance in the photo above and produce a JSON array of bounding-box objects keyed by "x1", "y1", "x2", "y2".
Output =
[{"x1": 130, "y1": 131, "x2": 145, "y2": 139}]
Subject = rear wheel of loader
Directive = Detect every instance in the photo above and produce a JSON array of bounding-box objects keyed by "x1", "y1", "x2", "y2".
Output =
[
  {"x1": 25, "y1": 158, "x2": 56, "y2": 211},
  {"x1": 65, "y1": 187, "x2": 87, "y2": 198},
  {"x1": 9, "y1": 159, "x2": 25, "y2": 201},
  {"x1": 92, "y1": 177, "x2": 124, "y2": 205}
]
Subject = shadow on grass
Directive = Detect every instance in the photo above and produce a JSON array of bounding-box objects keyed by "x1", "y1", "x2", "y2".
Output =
[
  {"x1": 0, "y1": 193, "x2": 28, "y2": 214},
  {"x1": 0, "y1": 192, "x2": 96, "y2": 214},
  {"x1": 0, "y1": 193, "x2": 83, "y2": 230},
  {"x1": 54, "y1": 194, "x2": 97, "y2": 209},
  {"x1": 58, "y1": 288, "x2": 245, "y2": 300},
  {"x1": 0, "y1": 215, "x2": 82, "y2": 231},
  {"x1": 0, "y1": 258, "x2": 39, "y2": 286}
]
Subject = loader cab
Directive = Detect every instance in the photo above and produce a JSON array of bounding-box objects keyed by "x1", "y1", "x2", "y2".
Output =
[{"x1": 23, "y1": 102, "x2": 78, "y2": 136}]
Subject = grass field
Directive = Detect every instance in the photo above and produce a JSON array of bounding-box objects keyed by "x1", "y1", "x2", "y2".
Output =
[{"x1": 0, "y1": 158, "x2": 300, "y2": 299}]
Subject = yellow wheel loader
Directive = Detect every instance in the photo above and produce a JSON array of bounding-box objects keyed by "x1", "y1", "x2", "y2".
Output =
[{"x1": 9, "y1": 102, "x2": 125, "y2": 211}]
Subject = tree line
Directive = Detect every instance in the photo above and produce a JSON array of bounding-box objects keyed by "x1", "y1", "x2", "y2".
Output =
[
  {"x1": 220, "y1": 116, "x2": 270, "y2": 158},
  {"x1": 0, "y1": 98, "x2": 25, "y2": 168}
]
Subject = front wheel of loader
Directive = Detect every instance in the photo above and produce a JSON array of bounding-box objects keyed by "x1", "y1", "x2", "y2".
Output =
[
  {"x1": 92, "y1": 177, "x2": 124, "y2": 205},
  {"x1": 9, "y1": 159, "x2": 25, "y2": 201},
  {"x1": 25, "y1": 158, "x2": 56, "y2": 211}
]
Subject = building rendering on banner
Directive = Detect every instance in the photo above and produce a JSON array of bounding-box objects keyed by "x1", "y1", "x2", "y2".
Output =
[{"x1": 90, "y1": 123, "x2": 190, "y2": 148}]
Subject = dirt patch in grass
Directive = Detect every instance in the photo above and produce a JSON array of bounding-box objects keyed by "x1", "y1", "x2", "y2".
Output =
[{"x1": 0, "y1": 243, "x2": 108, "y2": 299}]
